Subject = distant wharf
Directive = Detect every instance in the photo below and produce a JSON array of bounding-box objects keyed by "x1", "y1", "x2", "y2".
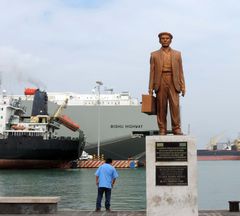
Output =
[{"x1": 77, "y1": 159, "x2": 140, "y2": 168}]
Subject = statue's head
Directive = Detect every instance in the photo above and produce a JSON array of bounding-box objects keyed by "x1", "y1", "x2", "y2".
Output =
[{"x1": 158, "y1": 32, "x2": 173, "y2": 48}]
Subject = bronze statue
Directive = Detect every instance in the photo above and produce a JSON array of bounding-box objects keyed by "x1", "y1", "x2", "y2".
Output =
[{"x1": 148, "y1": 32, "x2": 185, "y2": 135}]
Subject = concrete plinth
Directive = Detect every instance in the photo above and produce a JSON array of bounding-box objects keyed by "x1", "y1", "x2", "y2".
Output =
[
  {"x1": 0, "y1": 196, "x2": 60, "y2": 214},
  {"x1": 146, "y1": 135, "x2": 198, "y2": 216}
]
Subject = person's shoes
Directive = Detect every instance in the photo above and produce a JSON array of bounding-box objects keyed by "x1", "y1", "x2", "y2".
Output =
[
  {"x1": 95, "y1": 208, "x2": 101, "y2": 212},
  {"x1": 106, "y1": 208, "x2": 111, "y2": 212}
]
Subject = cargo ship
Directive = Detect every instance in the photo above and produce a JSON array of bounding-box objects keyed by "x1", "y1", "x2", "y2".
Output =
[
  {"x1": 197, "y1": 138, "x2": 240, "y2": 161},
  {"x1": 11, "y1": 87, "x2": 240, "y2": 162},
  {"x1": 0, "y1": 89, "x2": 85, "y2": 169}
]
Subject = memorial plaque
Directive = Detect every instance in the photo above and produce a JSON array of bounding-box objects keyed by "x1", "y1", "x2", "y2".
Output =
[
  {"x1": 156, "y1": 142, "x2": 187, "y2": 162},
  {"x1": 156, "y1": 165, "x2": 188, "y2": 186}
]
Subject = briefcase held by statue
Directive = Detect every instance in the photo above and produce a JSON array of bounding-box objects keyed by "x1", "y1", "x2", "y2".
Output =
[{"x1": 141, "y1": 94, "x2": 156, "y2": 115}]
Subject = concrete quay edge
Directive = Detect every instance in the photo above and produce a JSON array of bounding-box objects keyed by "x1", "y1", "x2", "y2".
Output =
[
  {"x1": 0, "y1": 209, "x2": 239, "y2": 216},
  {"x1": 0, "y1": 196, "x2": 60, "y2": 203}
]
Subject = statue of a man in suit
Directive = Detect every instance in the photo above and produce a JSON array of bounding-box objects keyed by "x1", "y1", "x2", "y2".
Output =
[{"x1": 149, "y1": 32, "x2": 185, "y2": 135}]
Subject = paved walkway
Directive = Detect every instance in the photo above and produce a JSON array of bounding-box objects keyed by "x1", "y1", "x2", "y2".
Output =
[
  {"x1": 0, "y1": 210, "x2": 239, "y2": 216},
  {"x1": 199, "y1": 210, "x2": 240, "y2": 216}
]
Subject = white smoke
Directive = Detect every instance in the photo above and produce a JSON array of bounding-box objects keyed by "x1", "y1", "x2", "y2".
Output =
[{"x1": 0, "y1": 46, "x2": 47, "y2": 91}]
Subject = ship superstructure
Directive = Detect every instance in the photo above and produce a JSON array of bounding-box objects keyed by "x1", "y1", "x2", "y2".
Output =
[{"x1": 16, "y1": 90, "x2": 139, "y2": 106}]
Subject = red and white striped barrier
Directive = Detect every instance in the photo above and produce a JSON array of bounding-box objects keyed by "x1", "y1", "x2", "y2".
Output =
[{"x1": 77, "y1": 160, "x2": 138, "y2": 168}]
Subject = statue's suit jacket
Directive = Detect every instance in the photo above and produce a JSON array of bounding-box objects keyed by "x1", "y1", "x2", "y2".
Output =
[{"x1": 149, "y1": 48, "x2": 185, "y2": 93}]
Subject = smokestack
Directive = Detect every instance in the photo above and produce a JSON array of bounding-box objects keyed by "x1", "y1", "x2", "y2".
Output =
[{"x1": 31, "y1": 89, "x2": 48, "y2": 116}]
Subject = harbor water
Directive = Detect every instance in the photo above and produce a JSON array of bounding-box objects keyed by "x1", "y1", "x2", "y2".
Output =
[{"x1": 0, "y1": 161, "x2": 240, "y2": 210}]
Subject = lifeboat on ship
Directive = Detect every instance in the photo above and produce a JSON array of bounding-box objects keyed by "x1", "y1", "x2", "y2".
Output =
[
  {"x1": 11, "y1": 124, "x2": 25, "y2": 130},
  {"x1": 58, "y1": 115, "x2": 80, "y2": 132},
  {"x1": 24, "y1": 88, "x2": 37, "y2": 95}
]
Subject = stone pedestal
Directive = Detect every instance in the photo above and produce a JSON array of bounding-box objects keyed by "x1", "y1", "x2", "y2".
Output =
[
  {"x1": 146, "y1": 136, "x2": 198, "y2": 216},
  {"x1": 0, "y1": 197, "x2": 60, "y2": 214}
]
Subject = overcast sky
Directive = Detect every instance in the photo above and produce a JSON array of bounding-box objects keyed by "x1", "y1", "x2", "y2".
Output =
[{"x1": 0, "y1": 0, "x2": 240, "y2": 148}]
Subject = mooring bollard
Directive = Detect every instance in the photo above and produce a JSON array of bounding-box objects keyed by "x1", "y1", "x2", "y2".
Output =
[{"x1": 228, "y1": 201, "x2": 240, "y2": 212}]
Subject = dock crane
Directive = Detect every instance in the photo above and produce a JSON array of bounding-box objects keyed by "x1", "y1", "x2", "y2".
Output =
[{"x1": 206, "y1": 132, "x2": 225, "y2": 150}]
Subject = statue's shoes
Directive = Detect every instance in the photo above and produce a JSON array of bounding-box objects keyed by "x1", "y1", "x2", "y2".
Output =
[
  {"x1": 173, "y1": 130, "x2": 183, "y2": 135},
  {"x1": 159, "y1": 130, "x2": 167, "y2": 135}
]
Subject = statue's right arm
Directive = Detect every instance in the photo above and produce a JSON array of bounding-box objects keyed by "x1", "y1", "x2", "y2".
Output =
[{"x1": 149, "y1": 55, "x2": 154, "y2": 95}]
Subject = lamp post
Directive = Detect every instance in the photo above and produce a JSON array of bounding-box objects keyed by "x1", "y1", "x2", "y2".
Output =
[{"x1": 96, "y1": 81, "x2": 103, "y2": 157}]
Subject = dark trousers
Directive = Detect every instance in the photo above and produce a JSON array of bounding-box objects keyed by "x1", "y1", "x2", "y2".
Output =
[{"x1": 96, "y1": 187, "x2": 112, "y2": 210}]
